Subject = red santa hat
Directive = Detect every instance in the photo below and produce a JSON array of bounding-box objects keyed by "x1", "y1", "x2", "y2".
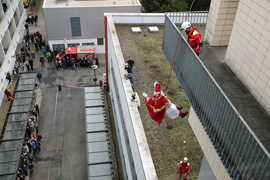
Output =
[{"x1": 154, "y1": 81, "x2": 161, "y2": 96}]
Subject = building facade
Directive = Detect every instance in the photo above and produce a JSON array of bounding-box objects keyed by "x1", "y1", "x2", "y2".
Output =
[
  {"x1": 205, "y1": 0, "x2": 270, "y2": 114},
  {"x1": 43, "y1": 0, "x2": 141, "y2": 54},
  {"x1": 0, "y1": 0, "x2": 26, "y2": 107}
]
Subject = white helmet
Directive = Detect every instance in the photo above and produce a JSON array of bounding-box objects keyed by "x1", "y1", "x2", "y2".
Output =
[
  {"x1": 181, "y1": 22, "x2": 191, "y2": 31},
  {"x1": 184, "y1": 157, "x2": 188, "y2": 161}
]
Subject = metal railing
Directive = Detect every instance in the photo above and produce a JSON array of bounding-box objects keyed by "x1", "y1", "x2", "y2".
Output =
[
  {"x1": 163, "y1": 15, "x2": 270, "y2": 179},
  {"x1": 166, "y1": 11, "x2": 208, "y2": 25}
]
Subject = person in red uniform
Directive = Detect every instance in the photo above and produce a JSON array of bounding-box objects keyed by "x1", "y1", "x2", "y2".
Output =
[
  {"x1": 4, "y1": 88, "x2": 13, "y2": 101},
  {"x1": 181, "y1": 21, "x2": 202, "y2": 55},
  {"x1": 144, "y1": 82, "x2": 169, "y2": 126},
  {"x1": 143, "y1": 82, "x2": 188, "y2": 126},
  {"x1": 177, "y1": 157, "x2": 191, "y2": 180}
]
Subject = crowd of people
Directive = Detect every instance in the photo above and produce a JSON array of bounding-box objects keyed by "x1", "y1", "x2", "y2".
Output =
[
  {"x1": 14, "y1": 29, "x2": 53, "y2": 73},
  {"x1": 54, "y1": 51, "x2": 99, "y2": 70},
  {"x1": 16, "y1": 104, "x2": 42, "y2": 179}
]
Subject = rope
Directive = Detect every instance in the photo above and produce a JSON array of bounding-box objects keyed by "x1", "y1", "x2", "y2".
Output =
[{"x1": 189, "y1": 0, "x2": 196, "y2": 11}]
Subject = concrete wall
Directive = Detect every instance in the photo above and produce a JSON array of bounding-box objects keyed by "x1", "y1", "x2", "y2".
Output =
[
  {"x1": 107, "y1": 15, "x2": 158, "y2": 180},
  {"x1": 226, "y1": 0, "x2": 270, "y2": 113},
  {"x1": 188, "y1": 107, "x2": 231, "y2": 180},
  {"x1": 43, "y1": 6, "x2": 141, "y2": 41},
  {"x1": 205, "y1": 0, "x2": 239, "y2": 46}
]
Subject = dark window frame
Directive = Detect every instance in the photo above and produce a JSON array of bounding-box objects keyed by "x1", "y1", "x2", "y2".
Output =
[
  {"x1": 97, "y1": 38, "x2": 104, "y2": 45},
  {"x1": 70, "y1": 17, "x2": 81, "y2": 37}
]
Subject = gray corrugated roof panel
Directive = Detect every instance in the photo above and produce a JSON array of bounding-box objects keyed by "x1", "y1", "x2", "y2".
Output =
[
  {"x1": 88, "y1": 164, "x2": 112, "y2": 177},
  {"x1": 85, "y1": 93, "x2": 103, "y2": 100},
  {"x1": 15, "y1": 91, "x2": 34, "y2": 98},
  {"x1": 1, "y1": 129, "x2": 25, "y2": 141},
  {"x1": 16, "y1": 84, "x2": 35, "y2": 92},
  {"x1": 9, "y1": 104, "x2": 32, "y2": 113},
  {"x1": 5, "y1": 121, "x2": 27, "y2": 131},
  {"x1": 84, "y1": 87, "x2": 102, "y2": 93},
  {"x1": 18, "y1": 79, "x2": 35, "y2": 85},
  {"x1": 86, "y1": 123, "x2": 108, "y2": 133},
  {"x1": 7, "y1": 113, "x2": 28, "y2": 122},
  {"x1": 88, "y1": 141, "x2": 110, "y2": 153},
  {"x1": 20, "y1": 73, "x2": 36, "y2": 79},
  {"x1": 87, "y1": 132, "x2": 108, "y2": 143},
  {"x1": 0, "y1": 151, "x2": 20, "y2": 163},
  {"x1": 0, "y1": 174, "x2": 16, "y2": 180},
  {"x1": 90, "y1": 176, "x2": 113, "y2": 180},
  {"x1": 12, "y1": 98, "x2": 32, "y2": 106},
  {"x1": 0, "y1": 161, "x2": 17, "y2": 175},
  {"x1": 88, "y1": 152, "x2": 112, "y2": 165},
  {"x1": 85, "y1": 107, "x2": 105, "y2": 115},
  {"x1": 0, "y1": 140, "x2": 23, "y2": 152},
  {"x1": 85, "y1": 99, "x2": 104, "y2": 107},
  {"x1": 86, "y1": 114, "x2": 106, "y2": 124}
]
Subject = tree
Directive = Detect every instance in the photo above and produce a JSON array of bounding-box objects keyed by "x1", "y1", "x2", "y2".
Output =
[
  {"x1": 141, "y1": 0, "x2": 188, "y2": 12},
  {"x1": 185, "y1": 0, "x2": 211, "y2": 11},
  {"x1": 141, "y1": 0, "x2": 211, "y2": 12}
]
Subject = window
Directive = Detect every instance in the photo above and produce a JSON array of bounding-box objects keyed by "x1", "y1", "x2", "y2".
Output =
[
  {"x1": 8, "y1": 23, "x2": 14, "y2": 38},
  {"x1": 67, "y1": 43, "x2": 80, "y2": 47},
  {"x1": 97, "y1": 38, "x2": 104, "y2": 45},
  {"x1": 52, "y1": 44, "x2": 65, "y2": 52},
  {"x1": 2, "y1": 0, "x2": 8, "y2": 12},
  {"x1": 82, "y1": 42, "x2": 95, "y2": 46},
  {"x1": 70, "y1": 17, "x2": 81, "y2": 37}
]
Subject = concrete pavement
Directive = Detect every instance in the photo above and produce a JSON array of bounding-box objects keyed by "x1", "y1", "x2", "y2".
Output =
[{"x1": 27, "y1": 0, "x2": 106, "y2": 179}]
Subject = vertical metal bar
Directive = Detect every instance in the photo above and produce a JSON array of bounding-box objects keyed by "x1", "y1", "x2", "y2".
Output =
[
  {"x1": 223, "y1": 113, "x2": 239, "y2": 169},
  {"x1": 245, "y1": 143, "x2": 263, "y2": 179},
  {"x1": 104, "y1": 16, "x2": 109, "y2": 89},
  {"x1": 241, "y1": 139, "x2": 258, "y2": 179},
  {"x1": 209, "y1": 86, "x2": 223, "y2": 146},
  {"x1": 256, "y1": 157, "x2": 270, "y2": 180},
  {"x1": 231, "y1": 126, "x2": 250, "y2": 178},
  {"x1": 217, "y1": 100, "x2": 231, "y2": 159}
]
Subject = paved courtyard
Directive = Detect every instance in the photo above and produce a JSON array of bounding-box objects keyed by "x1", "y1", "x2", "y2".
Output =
[{"x1": 26, "y1": 0, "x2": 106, "y2": 179}]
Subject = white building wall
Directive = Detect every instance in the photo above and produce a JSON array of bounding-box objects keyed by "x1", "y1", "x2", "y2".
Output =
[
  {"x1": 0, "y1": 7, "x2": 26, "y2": 108},
  {"x1": 43, "y1": 5, "x2": 141, "y2": 53},
  {"x1": 226, "y1": 0, "x2": 270, "y2": 113},
  {"x1": 205, "y1": 0, "x2": 239, "y2": 46}
]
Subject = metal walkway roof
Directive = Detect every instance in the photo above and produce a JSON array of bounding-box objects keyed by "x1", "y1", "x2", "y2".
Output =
[
  {"x1": 0, "y1": 73, "x2": 36, "y2": 179},
  {"x1": 84, "y1": 87, "x2": 114, "y2": 180}
]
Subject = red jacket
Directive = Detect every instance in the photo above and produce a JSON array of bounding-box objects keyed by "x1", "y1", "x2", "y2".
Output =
[
  {"x1": 145, "y1": 95, "x2": 168, "y2": 126},
  {"x1": 187, "y1": 27, "x2": 202, "y2": 55},
  {"x1": 177, "y1": 161, "x2": 191, "y2": 175}
]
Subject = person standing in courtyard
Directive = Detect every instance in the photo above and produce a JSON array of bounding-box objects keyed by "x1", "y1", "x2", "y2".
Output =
[
  {"x1": 37, "y1": 72, "x2": 42, "y2": 82},
  {"x1": 29, "y1": 58, "x2": 34, "y2": 71},
  {"x1": 40, "y1": 56, "x2": 45, "y2": 67},
  {"x1": 6, "y1": 72, "x2": 11, "y2": 84},
  {"x1": 34, "y1": 15, "x2": 38, "y2": 25},
  {"x1": 4, "y1": 88, "x2": 13, "y2": 101}
]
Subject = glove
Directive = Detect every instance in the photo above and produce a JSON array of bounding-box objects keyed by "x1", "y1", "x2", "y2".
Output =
[{"x1": 142, "y1": 92, "x2": 148, "y2": 97}]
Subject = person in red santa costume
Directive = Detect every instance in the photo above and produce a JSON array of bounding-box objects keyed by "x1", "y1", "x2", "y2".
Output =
[{"x1": 143, "y1": 82, "x2": 188, "y2": 126}]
